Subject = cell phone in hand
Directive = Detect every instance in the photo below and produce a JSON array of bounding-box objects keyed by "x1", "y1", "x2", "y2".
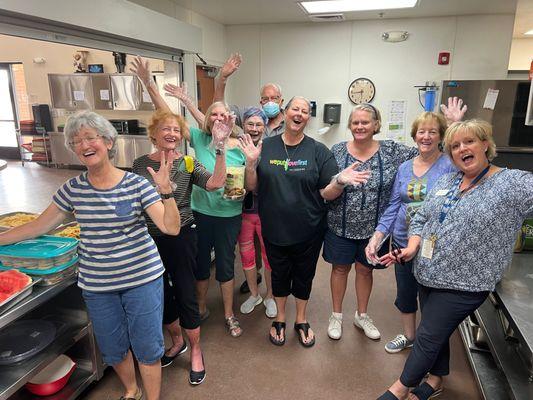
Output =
[{"x1": 391, "y1": 241, "x2": 405, "y2": 265}]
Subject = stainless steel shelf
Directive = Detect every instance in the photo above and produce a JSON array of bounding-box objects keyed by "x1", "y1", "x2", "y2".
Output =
[
  {"x1": 458, "y1": 320, "x2": 510, "y2": 400},
  {"x1": 0, "y1": 277, "x2": 76, "y2": 330},
  {"x1": 476, "y1": 300, "x2": 533, "y2": 400},
  {"x1": 0, "y1": 321, "x2": 90, "y2": 399}
]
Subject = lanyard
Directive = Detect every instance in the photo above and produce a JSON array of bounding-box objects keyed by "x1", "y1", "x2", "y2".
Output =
[{"x1": 438, "y1": 164, "x2": 490, "y2": 224}]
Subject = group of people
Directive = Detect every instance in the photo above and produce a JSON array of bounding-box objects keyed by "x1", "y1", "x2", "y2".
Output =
[{"x1": 1, "y1": 52, "x2": 532, "y2": 400}]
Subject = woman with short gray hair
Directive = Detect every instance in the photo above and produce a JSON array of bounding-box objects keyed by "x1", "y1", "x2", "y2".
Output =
[{"x1": 0, "y1": 110, "x2": 180, "y2": 400}]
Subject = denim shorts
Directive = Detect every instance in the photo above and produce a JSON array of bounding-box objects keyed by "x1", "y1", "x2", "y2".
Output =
[
  {"x1": 322, "y1": 229, "x2": 373, "y2": 268},
  {"x1": 82, "y1": 277, "x2": 164, "y2": 365}
]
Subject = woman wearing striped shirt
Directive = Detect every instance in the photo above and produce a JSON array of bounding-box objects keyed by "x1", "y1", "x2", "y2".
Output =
[{"x1": 0, "y1": 111, "x2": 179, "y2": 400}]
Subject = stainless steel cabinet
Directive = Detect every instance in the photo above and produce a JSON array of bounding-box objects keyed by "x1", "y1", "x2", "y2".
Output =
[
  {"x1": 49, "y1": 74, "x2": 155, "y2": 111},
  {"x1": 49, "y1": 74, "x2": 94, "y2": 110}
]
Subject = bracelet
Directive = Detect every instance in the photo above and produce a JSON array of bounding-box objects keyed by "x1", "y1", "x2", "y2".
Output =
[{"x1": 160, "y1": 192, "x2": 173, "y2": 200}]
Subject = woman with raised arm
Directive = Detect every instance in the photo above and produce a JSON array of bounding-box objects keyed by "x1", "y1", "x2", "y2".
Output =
[{"x1": 0, "y1": 111, "x2": 180, "y2": 400}]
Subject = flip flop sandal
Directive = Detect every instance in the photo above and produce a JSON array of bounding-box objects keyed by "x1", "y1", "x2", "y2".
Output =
[
  {"x1": 410, "y1": 382, "x2": 443, "y2": 400},
  {"x1": 294, "y1": 322, "x2": 315, "y2": 348},
  {"x1": 376, "y1": 390, "x2": 400, "y2": 400},
  {"x1": 269, "y1": 321, "x2": 286, "y2": 346}
]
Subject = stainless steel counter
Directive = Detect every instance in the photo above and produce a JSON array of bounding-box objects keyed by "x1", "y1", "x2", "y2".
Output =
[
  {"x1": 48, "y1": 132, "x2": 153, "y2": 169},
  {"x1": 460, "y1": 251, "x2": 533, "y2": 400}
]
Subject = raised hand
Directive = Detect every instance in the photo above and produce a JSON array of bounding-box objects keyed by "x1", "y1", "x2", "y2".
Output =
[
  {"x1": 211, "y1": 112, "x2": 236, "y2": 148},
  {"x1": 147, "y1": 150, "x2": 176, "y2": 193},
  {"x1": 238, "y1": 134, "x2": 262, "y2": 165},
  {"x1": 220, "y1": 53, "x2": 242, "y2": 79},
  {"x1": 337, "y1": 162, "x2": 371, "y2": 186},
  {"x1": 164, "y1": 83, "x2": 193, "y2": 104},
  {"x1": 129, "y1": 56, "x2": 151, "y2": 87},
  {"x1": 440, "y1": 96, "x2": 467, "y2": 124}
]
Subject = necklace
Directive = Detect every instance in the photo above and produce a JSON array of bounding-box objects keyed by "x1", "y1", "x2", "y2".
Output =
[{"x1": 282, "y1": 136, "x2": 303, "y2": 171}]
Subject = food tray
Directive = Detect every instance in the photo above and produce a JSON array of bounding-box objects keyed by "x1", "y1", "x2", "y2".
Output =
[
  {"x1": 0, "y1": 236, "x2": 78, "y2": 269},
  {"x1": 0, "y1": 278, "x2": 39, "y2": 315},
  {"x1": 0, "y1": 211, "x2": 38, "y2": 229},
  {"x1": 48, "y1": 221, "x2": 80, "y2": 240},
  {"x1": 0, "y1": 320, "x2": 56, "y2": 365}
]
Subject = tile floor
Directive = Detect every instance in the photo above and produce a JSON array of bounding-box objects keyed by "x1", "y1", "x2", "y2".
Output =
[{"x1": 0, "y1": 162, "x2": 481, "y2": 400}]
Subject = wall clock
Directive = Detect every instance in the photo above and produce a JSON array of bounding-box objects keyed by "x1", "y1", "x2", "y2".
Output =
[{"x1": 348, "y1": 77, "x2": 375, "y2": 104}]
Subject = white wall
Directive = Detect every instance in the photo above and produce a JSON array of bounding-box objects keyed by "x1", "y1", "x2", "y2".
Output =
[
  {"x1": 509, "y1": 38, "x2": 533, "y2": 70},
  {"x1": 226, "y1": 14, "x2": 514, "y2": 147}
]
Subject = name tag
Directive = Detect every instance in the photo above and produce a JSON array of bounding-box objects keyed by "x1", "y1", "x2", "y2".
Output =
[
  {"x1": 421, "y1": 238, "x2": 434, "y2": 259},
  {"x1": 435, "y1": 189, "x2": 448, "y2": 196}
]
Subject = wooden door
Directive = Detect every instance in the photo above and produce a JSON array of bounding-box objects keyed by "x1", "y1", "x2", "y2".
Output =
[{"x1": 196, "y1": 66, "x2": 215, "y2": 114}]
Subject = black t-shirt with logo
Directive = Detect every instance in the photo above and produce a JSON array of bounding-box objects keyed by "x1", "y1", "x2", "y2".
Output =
[{"x1": 257, "y1": 134, "x2": 338, "y2": 246}]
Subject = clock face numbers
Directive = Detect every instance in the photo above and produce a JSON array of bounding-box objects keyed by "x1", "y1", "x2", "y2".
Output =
[{"x1": 348, "y1": 78, "x2": 376, "y2": 105}]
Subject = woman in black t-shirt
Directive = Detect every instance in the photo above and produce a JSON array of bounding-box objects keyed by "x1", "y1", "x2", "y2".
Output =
[{"x1": 240, "y1": 96, "x2": 370, "y2": 347}]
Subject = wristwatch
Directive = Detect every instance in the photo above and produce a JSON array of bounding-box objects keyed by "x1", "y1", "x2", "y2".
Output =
[
  {"x1": 332, "y1": 173, "x2": 348, "y2": 188},
  {"x1": 160, "y1": 192, "x2": 173, "y2": 200},
  {"x1": 216, "y1": 148, "x2": 225, "y2": 156}
]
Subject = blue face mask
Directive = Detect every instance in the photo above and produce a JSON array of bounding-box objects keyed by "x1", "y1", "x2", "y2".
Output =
[{"x1": 262, "y1": 102, "x2": 280, "y2": 118}]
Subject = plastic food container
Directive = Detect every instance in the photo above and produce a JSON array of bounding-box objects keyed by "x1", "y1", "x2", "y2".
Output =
[
  {"x1": 0, "y1": 236, "x2": 78, "y2": 270},
  {"x1": 25, "y1": 354, "x2": 76, "y2": 396},
  {"x1": 0, "y1": 256, "x2": 78, "y2": 286},
  {"x1": 223, "y1": 166, "x2": 246, "y2": 201}
]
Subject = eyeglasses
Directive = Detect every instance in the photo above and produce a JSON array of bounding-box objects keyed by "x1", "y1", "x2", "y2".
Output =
[
  {"x1": 260, "y1": 95, "x2": 281, "y2": 102},
  {"x1": 69, "y1": 134, "x2": 101, "y2": 147},
  {"x1": 245, "y1": 122, "x2": 265, "y2": 128},
  {"x1": 161, "y1": 126, "x2": 181, "y2": 134},
  {"x1": 416, "y1": 129, "x2": 439, "y2": 137}
]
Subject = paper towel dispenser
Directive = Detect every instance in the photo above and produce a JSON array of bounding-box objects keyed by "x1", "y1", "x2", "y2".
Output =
[{"x1": 323, "y1": 103, "x2": 341, "y2": 124}]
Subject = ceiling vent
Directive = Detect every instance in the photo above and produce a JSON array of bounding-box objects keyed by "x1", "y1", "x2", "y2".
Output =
[{"x1": 308, "y1": 13, "x2": 345, "y2": 22}]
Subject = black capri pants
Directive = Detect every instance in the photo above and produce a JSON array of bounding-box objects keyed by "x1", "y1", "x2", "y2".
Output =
[
  {"x1": 399, "y1": 284, "x2": 489, "y2": 387},
  {"x1": 263, "y1": 231, "x2": 325, "y2": 300},
  {"x1": 153, "y1": 225, "x2": 201, "y2": 330}
]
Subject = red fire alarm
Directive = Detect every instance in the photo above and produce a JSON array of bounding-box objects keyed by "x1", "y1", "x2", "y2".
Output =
[{"x1": 438, "y1": 52, "x2": 450, "y2": 65}]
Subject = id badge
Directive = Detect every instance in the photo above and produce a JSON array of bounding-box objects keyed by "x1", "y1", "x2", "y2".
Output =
[
  {"x1": 435, "y1": 189, "x2": 448, "y2": 196},
  {"x1": 421, "y1": 237, "x2": 435, "y2": 259}
]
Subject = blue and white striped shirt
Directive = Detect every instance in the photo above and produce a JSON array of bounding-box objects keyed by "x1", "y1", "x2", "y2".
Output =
[{"x1": 53, "y1": 171, "x2": 164, "y2": 292}]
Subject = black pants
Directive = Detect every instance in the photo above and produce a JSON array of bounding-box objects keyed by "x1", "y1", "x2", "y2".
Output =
[
  {"x1": 399, "y1": 284, "x2": 489, "y2": 387},
  {"x1": 153, "y1": 225, "x2": 201, "y2": 329},
  {"x1": 263, "y1": 231, "x2": 325, "y2": 300}
]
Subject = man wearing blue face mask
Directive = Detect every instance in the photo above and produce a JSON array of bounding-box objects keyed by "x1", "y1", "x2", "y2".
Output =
[{"x1": 214, "y1": 53, "x2": 285, "y2": 139}]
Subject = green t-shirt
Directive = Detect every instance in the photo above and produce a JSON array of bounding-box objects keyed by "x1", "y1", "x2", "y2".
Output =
[{"x1": 189, "y1": 127, "x2": 246, "y2": 217}]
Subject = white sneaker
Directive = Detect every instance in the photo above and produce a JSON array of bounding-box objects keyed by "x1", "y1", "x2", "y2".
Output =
[
  {"x1": 327, "y1": 312, "x2": 343, "y2": 340},
  {"x1": 354, "y1": 311, "x2": 381, "y2": 340},
  {"x1": 264, "y1": 297, "x2": 277, "y2": 318},
  {"x1": 240, "y1": 295, "x2": 263, "y2": 314}
]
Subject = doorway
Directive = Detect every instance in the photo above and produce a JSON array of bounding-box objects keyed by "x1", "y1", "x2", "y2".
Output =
[
  {"x1": 0, "y1": 63, "x2": 22, "y2": 159},
  {"x1": 195, "y1": 65, "x2": 217, "y2": 113}
]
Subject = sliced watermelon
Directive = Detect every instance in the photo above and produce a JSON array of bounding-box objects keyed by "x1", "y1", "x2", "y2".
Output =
[{"x1": 0, "y1": 269, "x2": 32, "y2": 297}]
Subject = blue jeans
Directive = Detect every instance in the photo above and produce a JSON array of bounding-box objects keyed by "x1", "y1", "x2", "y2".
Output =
[{"x1": 82, "y1": 277, "x2": 164, "y2": 365}]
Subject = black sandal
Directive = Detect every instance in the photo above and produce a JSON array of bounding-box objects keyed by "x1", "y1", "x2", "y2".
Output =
[
  {"x1": 269, "y1": 321, "x2": 286, "y2": 346},
  {"x1": 294, "y1": 322, "x2": 315, "y2": 348},
  {"x1": 410, "y1": 382, "x2": 443, "y2": 400}
]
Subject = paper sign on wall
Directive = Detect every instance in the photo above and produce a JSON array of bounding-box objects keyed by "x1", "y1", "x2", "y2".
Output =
[
  {"x1": 483, "y1": 89, "x2": 499, "y2": 110},
  {"x1": 387, "y1": 100, "x2": 407, "y2": 143},
  {"x1": 99, "y1": 89, "x2": 110, "y2": 101},
  {"x1": 73, "y1": 91, "x2": 85, "y2": 101}
]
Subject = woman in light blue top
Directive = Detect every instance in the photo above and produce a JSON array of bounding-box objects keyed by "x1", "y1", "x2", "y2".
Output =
[
  {"x1": 365, "y1": 112, "x2": 456, "y2": 355},
  {"x1": 0, "y1": 111, "x2": 179, "y2": 400}
]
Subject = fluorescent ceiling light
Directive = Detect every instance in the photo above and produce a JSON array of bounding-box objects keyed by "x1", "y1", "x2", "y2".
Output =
[
  {"x1": 299, "y1": 0, "x2": 418, "y2": 14},
  {"x1": 525, "y1": 29, "x2": 533, "y2": 35}
]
